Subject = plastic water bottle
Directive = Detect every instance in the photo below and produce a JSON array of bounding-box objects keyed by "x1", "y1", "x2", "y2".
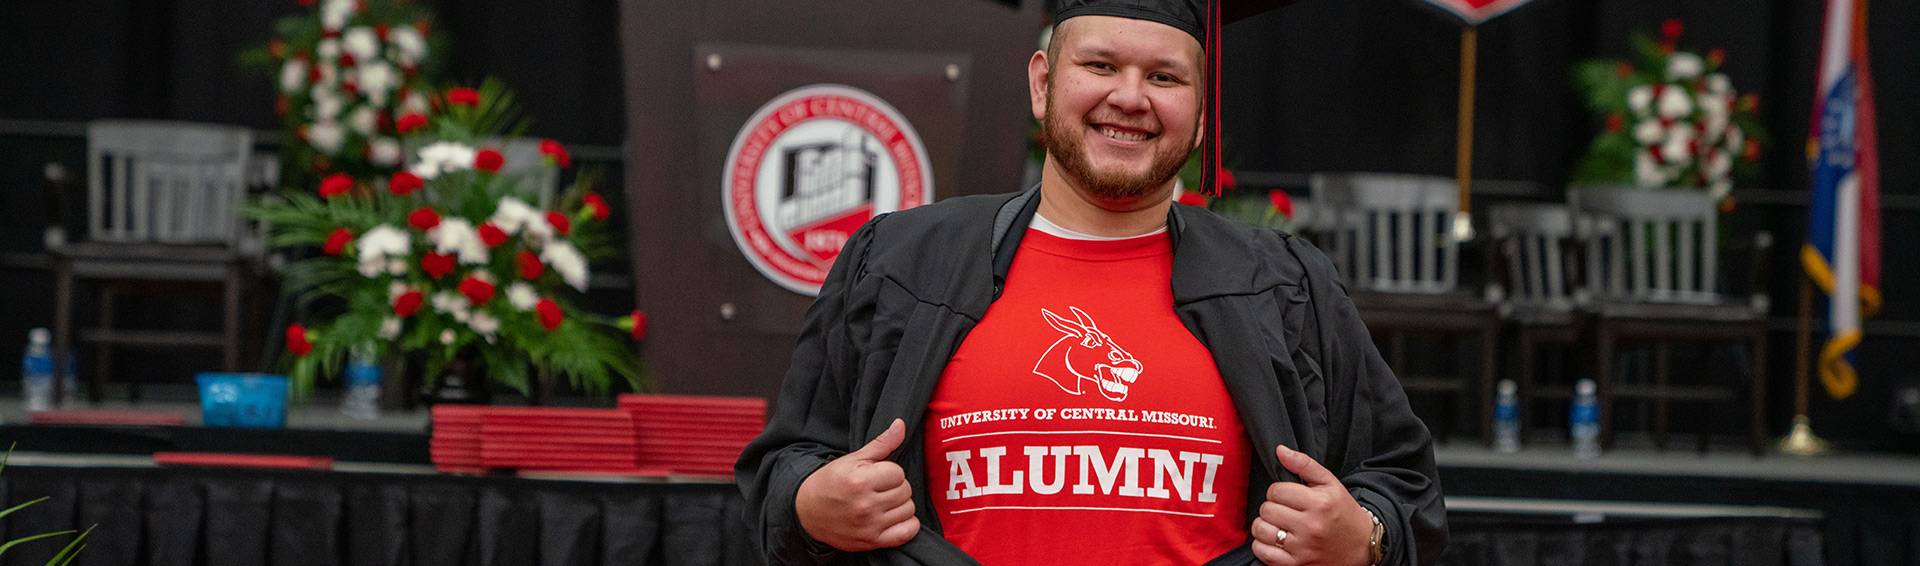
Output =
[
  {"x1": 58, "y1": 354, "x2": 80, "y2": 407},
  {"x1": 21, "y1": 328, "x2": 54, "y2": 412},
  {"x1": 341, "y1": 344, "x2": 381, "y2": 419},
  {"x1": 1571, "y1": 378, "x2": 1601, "y2": 459},
  {"x1": 1493, "y1": 379, "x2": 1520, "y2": 453}
]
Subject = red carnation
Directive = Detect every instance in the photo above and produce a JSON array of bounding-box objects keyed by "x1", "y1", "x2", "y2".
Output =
[
  {"x1": 538, "y1": 139, "x2": 572, "y2": 167},
  {"x1": 1605, "y1": 113, "x2": 1624, "y2": 133},
  {"x1": 1614, "y1": 62, "x2": 1634, "y2": 78},
  {"x1": 298, "y1": 0, "x2": 316, "y2": 6},
  {"x1": 1660, "y1": 19, "x2": 1684, "y2": 41},
  {"x1": 546, "y1": 211, "x2": 571, "y2": 236},
  {"x1": 478, "y1": 222, "x2": 509, "y2": 247},
  {"x1": 447, "y1": 87, "x2": 480, "y2": 108},
  {"x1": 458, "y1": 275, "x2": 496, "y2": 306},
  {"x1": 1707, "y1": 48, "x2": 1726, "y2": 67},
  {"x1": 474, "y1": 149, "x2": 504, "y2": 173},
  {"x1": 420, "y1": 252, "x2": 456, "y2": 279},
  {"x1": 1743, "y1": 139, "x2": 1762, "y2": 162},
  {"x1": 286, "y1": 324, "x2": 313, "y2": 356},
  {"x1": 338, "y1": 53, "x2": 356, "y2": 68},
  {"x1": 582, "y1": 193, "x2": 610, "y2": 221},
  {"x1": 1216, "y1": 167, "x2": 1237, "y2": 191},
  {"x1": 535, "y1": 299, "x2": 563, "y2": 331},
  {"x1": 395, "y1": 112, "x2": 428, "y2": 134},
  {"x1": 1176, "y1": 191, "x2": 1207, "y2": 207},
  {"x1": 408, "y1": 206, "x2": 441, "y2": 230},
  {"x1": 1268, "y1": 190, "x2": 1295, "y2": 219},
  {"x1": 629, "y1": 310, "x2": 647, "y2": 341},
  {"x1": 323, "y1": 227, "x2": 354, "y2": 255},
  {"x1": 319, "y1": 173, "x2": 354, "y2": 198},
  {"x1": 392, "y1": 290, "x2": 423, "y2": 317},
  {"x1": 516, "y1": 250, "x2": 544, "y2": 279},
  {"x1": 389, "y1": 171, "x2": 423, "y2": 195},
  {"x1": 374, "y1": 24, "x2": 390, "y2": 40}
]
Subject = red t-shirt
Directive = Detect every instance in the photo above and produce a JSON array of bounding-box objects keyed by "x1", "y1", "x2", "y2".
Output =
[{"x1": 923, "y1": 227, "x2": 1252, "y2": 565}]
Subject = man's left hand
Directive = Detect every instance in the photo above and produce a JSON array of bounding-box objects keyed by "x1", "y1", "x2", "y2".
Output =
[{"x1": 1249, "y1": 445, "x2": 1373, "y2": 566}]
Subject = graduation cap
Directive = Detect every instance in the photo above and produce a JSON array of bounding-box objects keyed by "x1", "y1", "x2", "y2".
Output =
[{"x1": 1054, "y1": 0, "x2": 1300, "y2": 195}]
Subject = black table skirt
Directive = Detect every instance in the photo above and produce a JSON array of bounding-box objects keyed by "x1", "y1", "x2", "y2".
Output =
[{"x1": 4, "y1": 466, "x2": 1826, "y2": 566}]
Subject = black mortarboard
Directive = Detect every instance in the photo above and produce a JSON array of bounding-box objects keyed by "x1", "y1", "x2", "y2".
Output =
[{"x1": 1053, "y1": 0, "x2": 1299, "y2": 195}]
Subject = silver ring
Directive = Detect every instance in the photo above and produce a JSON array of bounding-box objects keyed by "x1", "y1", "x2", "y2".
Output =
[{"x1": 1274, "y1": 527, "x2": 1289, "y2": 545}]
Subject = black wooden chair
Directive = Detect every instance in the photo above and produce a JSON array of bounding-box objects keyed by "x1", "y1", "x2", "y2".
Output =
[
  {"x1": 1569, "y1": 186, "x2": 1772, "y2": 454},
  {"x1": 1311, "y1": 173, "x2": 1500, "y2": 443},
  {"x1": 51, "y1": 120, "x2": 258, "y2": 401}
]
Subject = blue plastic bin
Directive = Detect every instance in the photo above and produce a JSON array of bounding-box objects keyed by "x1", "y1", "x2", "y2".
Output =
[{"x1": 196, "y1": 373, "x2": 289, "y2": 428}]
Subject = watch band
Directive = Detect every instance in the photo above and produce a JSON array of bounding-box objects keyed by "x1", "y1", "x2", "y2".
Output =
[{"x1": 1365, "y1": 508, "x2": 1386, "y2": 565}]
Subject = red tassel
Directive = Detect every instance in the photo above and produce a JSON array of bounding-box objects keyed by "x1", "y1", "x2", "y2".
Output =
[{"x1": 1203, "y1": 0, "x2": 1223, "y2": 196}]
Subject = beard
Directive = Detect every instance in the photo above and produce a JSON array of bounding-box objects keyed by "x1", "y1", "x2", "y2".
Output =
[{"x1": 1038, "y1": 89, "x2": 1197, "y2": 201}]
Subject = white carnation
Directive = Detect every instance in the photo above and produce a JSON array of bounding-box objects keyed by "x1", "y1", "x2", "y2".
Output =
[
  {"x1": 540, "y1": 240, "x2": 590, "y2": 292},
  {"x1": 350, "y1": 106, "x2": 379, "y2": 137},
  {"x1": 468, "y1": 311, "x2": 500, "y2": 342},
  {"x1": 355, "y1": 225, "x2": 411, "y2": 278},
  {"x1": 369, "y1": 137, "x2": 402, "y2": 166},
  {"x1": 1705, "y1": 73, "x2": 1731, "y2": 95},
  {"x1": 279, "y1": 59, "x2": 308, "y2": 93},
  {"x1": 427, "y1": 218, "x2": 489, "y2": 265},
  {"x1": 358, "y1": 63, "x2": 396, "y2": 105},
  {"x1": 1633, "y1": 120, "x2": 1664, "y2": 145},
  {"x1": 342, "y1": 27, "x2": 379, "y2": 61},
  {"x1": 1666, "y1": 53, "x2": 1704, "y2": 80},
  {"x1": 1627, "y1": 85, "x2": 1654, "y2": 117},
  {"x1": 389, "y1": 27, "x2": 427, "y2": 65},
  {"x1": 410, "y1": 141, "x2": 477, "y2": 180},
  {"x1": 387, "y1": 258, "x2": 408, "y2": 275},
  {"x1": 1634, "y1": 150, "x2": 1667, "y2": 187},
  {"x1": 1660, "y1": 125, "x2": 1696, "y2": 163},
  {"x1": 490, "y1": 197, "x2": 540, "y2": 235},
  {"x1": 439, "y1": 329, "x2": 456, "y2": 345},
  {"x1": 1708, "y1": 149, "x2": 1733, "y2": 178},
  {"x1": 321, "y1": 0, "x2": 353, "y2": 31},
  {"x1": 308, "y1": 121, "x2": 344, "y2": 154},
  {"x1": 1725, "y1": 125, "x2": 1744, "y2": 153},
  {"x1": 317, "y1": 38, "x2": 341, "y2": 60},
  {"x1": 506, "y1": 282, "x2": 539, "y2": 311},
  {"x1": 377, "y1": 316, "x2": 402, "y2": 340},
  {"x1": 432, "y1": 291, "x2": 470, "y2": 318},
  {"x1": 1656, "y1": 85, "x2": 1692, "y2": 119},
  {"x1": 402, "y1": 91, "x2": 430, "y2": 115},
  {"x1": 1709, "y1": 179, "x2": 1732, "y2": 201},
  {"x1": 313, "y1": 91, "x2": 343, "y2": 120}
]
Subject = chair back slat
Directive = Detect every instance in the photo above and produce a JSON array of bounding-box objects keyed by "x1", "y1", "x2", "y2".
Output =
[
  {"x1": 87, "y1": 121, "x2": 253, "y2": 246},
  {"x1": 1489, "y1": 203, "x2": 1577, "y2": 309},
  {"x1": 1571, "y1": 186, "x2": 1720, "y2": 304},
  {"x1": 1310, "y1": 173, "x2": 1458, "y2": 294}
]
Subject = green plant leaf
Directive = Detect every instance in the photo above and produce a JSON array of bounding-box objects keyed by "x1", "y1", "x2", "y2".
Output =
[
  {"x1": 0, "y1": 529, "x2": 77, "y2": 556},
  {"x1": 43, "y1": 526, "x2": 90, "y2": 566}
]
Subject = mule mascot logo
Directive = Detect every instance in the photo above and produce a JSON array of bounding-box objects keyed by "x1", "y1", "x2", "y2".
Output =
[{"x1": 1034, "y1": 307, "x2": 1143, "y2": 402}]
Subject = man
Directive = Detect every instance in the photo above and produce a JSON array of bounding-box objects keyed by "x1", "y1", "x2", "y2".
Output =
[{"x1": 737, "y1": 1, "x2": 1446, "y2": 564}]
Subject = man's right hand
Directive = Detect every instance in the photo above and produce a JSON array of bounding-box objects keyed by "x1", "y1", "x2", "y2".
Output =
[{"x1": 795, "y1": 418, "x2": 920, "y2": 552}]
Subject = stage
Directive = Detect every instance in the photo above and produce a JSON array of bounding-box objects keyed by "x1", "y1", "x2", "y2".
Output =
[{"x1": 3, "y1": 399, "x2": 1911, "y2": 565}]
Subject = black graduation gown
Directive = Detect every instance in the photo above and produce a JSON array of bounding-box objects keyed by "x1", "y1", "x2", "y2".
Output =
[{"x1": 736, "y1": 187, "x2": 1446, "y2": 565}]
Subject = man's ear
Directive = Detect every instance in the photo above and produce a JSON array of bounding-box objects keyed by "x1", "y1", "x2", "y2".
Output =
[
  {"x1": 1191, "y1": 103, "x2": 1206, "y2": 148},
  {"x1": 1028, "y1": 50, "x2": 1050, "y2": 122}
]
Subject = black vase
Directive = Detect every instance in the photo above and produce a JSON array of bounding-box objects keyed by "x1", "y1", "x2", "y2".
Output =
[{"x1": 424, "y1": 357, "x2": 489, "y2": 405}]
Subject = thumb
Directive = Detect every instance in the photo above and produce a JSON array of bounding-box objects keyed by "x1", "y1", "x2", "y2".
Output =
[
  {"x1": 1276, "y1": 444, "x2": 1339, "y2": 487},
  {"x1": 847, "y1": 418, "x2": 906, "y2": 462}
]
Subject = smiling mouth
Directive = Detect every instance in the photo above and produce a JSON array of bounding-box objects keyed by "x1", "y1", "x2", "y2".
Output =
[{"x1": 1097, "y1": 125, "x2": 1154, "y2": 142}]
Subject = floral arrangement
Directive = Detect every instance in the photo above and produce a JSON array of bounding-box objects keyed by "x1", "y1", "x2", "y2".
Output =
[
  {"x1": 1175, "y1": 155, "x2": 1298, "y2": 232},
  {"x1": 252, "y1": 82, "x2": 643, "y2": 398},
  {"x1": 1571, "y1": 19, "x2": 1765, "y2": 204},
  {"x1": 244, "y1": 0, "x2": 444, "y2": 189}
]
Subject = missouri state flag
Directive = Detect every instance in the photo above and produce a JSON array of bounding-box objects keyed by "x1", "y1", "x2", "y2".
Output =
[{"x1": 1803, "y1": 0, "x2": 1881, "y2": 400}]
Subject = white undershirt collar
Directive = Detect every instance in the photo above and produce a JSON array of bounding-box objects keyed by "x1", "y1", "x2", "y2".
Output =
[{"x1": 1030, "y1": 212, "x2": 1168, "y2": 241}]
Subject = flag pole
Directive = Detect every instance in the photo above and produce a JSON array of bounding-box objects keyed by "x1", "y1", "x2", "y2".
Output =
[
  {"x1": 1780, "y1": 268, "x2": 1830, "y2": 455},
  {"x1": 1452, "y1": 25, "x2": 1477, "y2": 243}
]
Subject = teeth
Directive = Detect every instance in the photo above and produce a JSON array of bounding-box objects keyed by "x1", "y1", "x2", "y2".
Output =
[{"x1": 1101, "y1": 127, "x2": 1148, "y2": 142}]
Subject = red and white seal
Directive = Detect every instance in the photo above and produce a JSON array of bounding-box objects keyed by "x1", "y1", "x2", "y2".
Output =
[{"x1": 723, "y1": 84, "x2": 934, "y2": 295}]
